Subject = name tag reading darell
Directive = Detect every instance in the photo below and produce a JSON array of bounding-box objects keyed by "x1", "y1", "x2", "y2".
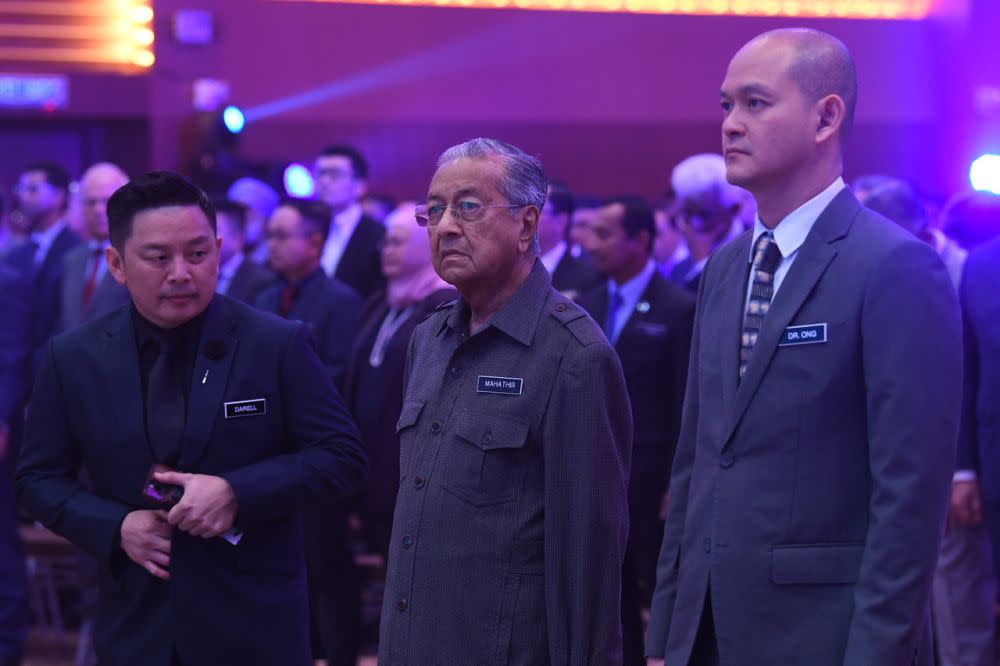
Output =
[
  {"x1": 224, "y1": 398, "x2": 267, "y2": 418},
  {"x1": 477, "y1": 376, "x2": 523, "y2": 396}
]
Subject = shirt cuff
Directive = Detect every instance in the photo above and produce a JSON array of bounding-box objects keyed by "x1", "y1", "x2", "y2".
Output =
[{"x1": 954, "y1": 470, "x2": 977, "y2": 482}]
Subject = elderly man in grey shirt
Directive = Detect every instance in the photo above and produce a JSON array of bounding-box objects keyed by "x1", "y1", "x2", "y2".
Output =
[{"x1": 378, "y1": 138, "x2": 632, "y2": 665}]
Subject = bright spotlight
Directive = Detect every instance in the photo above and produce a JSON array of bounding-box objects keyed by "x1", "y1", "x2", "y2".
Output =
[
  {"x1": 222, "y1": 105, "x2": 245, "y2": 134},
  {"x1": 970, "y1": 154, "x2": 1000, "y2": 195},
  {"x1": 283, "y1": 163, "x2": 316, "y2": 198}
]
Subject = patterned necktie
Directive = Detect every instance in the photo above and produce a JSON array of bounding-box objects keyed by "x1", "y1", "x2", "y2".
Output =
[{"x1": 739, "y1": 232, "x2": 782, "y2": 380}]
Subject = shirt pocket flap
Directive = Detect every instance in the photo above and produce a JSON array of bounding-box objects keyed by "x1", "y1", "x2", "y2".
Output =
[
  {"x1": 454, "y1": 411, "x2": 529, "y2": 451},
  {"x1": 771, "y1": 543, "x2": 864, "y2": 585},
  {"x1": 396, "y1": 401, "x2": 424, "y2": 433}
]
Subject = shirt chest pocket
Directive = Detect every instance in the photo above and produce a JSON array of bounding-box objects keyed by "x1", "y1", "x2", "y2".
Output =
[
  {"x1": 443, "y1": 410, "x2": 529, "y2": 507},
  {"x1": 395, "y1": 400, "x2": 425, "y2": 482}
]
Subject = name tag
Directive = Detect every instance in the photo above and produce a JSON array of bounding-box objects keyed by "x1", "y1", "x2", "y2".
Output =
[
  {"x1": 224, "y1": 398, "x2": 267, "y2": 418},
  {"x1": 778, "y1": 323, "x2": 827, "y2": 347},
  {"x1": 477, "y1": 375, "x2": 523, "y2": 395}
]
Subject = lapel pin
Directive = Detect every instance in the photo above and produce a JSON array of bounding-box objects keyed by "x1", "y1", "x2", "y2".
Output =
[{"x1": 636, "y1": 301, "x2": 651, "y2": 314}]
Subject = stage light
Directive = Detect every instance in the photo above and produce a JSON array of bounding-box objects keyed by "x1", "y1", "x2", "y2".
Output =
[
  {"x1": 283, "y1": 163, "x2": 316, "y2": 198},
  {"x1": 222, "y1": 105, "x2": 245, "y2": 134},
  {"x1": 970, "y1": 154, "x2": 1000, "y2": 195}
]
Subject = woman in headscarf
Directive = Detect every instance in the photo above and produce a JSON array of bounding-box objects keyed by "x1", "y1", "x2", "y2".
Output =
[{"x1": 344, "y1": 202, "x2": 455, "y2": 558}]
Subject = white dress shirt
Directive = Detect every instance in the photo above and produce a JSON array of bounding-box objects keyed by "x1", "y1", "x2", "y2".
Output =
[
  {"x1": 540, "y1": 241, "x2": 568, "y2": 275},
  {"x1": 320, "y1": 203, "x2": 363, "y2": 277},
  {"x1": 31, "y1": 219, "x2": 67, "y2": 267},
  {"x1": 606, "y1": 259, "x2": 657, "y2": 345},
  {"x1": 217, "y1": 253, "x2": 245, "y2": 295}
]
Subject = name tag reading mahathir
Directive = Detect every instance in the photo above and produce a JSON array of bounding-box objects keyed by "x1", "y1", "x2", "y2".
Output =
[
  {"x1": 224, "y1": 398, "x2": 267, "y2": 419},
  {"x1": 477, "y1": 376, "x2": 523, "y2": 396}
]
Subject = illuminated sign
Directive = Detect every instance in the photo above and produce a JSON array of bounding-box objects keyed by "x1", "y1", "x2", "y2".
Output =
[{"x1": 0, "y1": 74, "x2": 67, "y2": 109}]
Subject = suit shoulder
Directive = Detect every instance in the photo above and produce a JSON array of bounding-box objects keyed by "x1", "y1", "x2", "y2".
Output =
[
  {"x1": 647, "y1": 272, "x2": 696, "y2": 314},
  {"x1": 226, "y1": 295, "x2": 301, "y2": 340},
  {"x1": 416, "y1": 298, "x2": 456, "y2": 328},
  {"x1": 324, "y1": 276, "x2": 364, "y2": 307}
]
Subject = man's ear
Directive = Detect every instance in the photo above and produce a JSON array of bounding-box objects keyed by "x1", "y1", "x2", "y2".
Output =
[
  {"x1": 815, "y1": 93, "x2": 847, "y2": 145},
  {"x1": 105, "y1": 244, "x2": 127, "y2": 286},
  {"x1": 520, "y1": 206, "x2": 540, "y2": 252}
]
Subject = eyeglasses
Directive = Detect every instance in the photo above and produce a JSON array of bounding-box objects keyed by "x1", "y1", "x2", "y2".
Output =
[
  {"x1": 415, "y1": 200, "x2": 526, "y2": 227},
  {"x1": 314, "y1": 167, "x2": 354, "y2": 181},
  {"x1": 264, "y1": 230, "x2": 310, "y2": 242}
]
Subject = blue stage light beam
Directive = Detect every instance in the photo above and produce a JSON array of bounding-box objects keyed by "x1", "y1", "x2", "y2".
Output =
[
  {"x1": 223, "y1": 105, "x2": 245, "y2": 134},
  {"x1": 283, "y1": 163, "x2": 316, "y2": 198}
]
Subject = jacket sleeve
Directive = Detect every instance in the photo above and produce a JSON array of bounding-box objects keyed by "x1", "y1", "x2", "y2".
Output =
[
  {"x1": 956, "y1": 255, "x2": 980, "y2": 474},
  {"x1": 0, "y1": 269, "x2": 34, "y2": 429},
  {"x1": 543, "y1": 338, "x2": 632, "y2": 666},
  {"x1": 843, "y1": 240, "x2": 962, "y2": 664},
  {"x1": 16, "y1": 340, "x2": 132, "y2": 567},
  {"x1": 223, "y1": 323, "x2": 367, "y2": 526},
  {"x1": 645, "y1": 257, "x2": 710, "y2": 658}
]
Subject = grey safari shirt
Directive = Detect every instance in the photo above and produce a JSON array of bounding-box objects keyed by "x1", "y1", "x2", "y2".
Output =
[{"x1": 378, "y1": 259, "x2": 633, "y2": 666}]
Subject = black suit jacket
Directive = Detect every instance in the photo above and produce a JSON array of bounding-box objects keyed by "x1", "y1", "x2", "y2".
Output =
[
  {"x1": 255, "y1": 269, "x2": 363, "y2": 391},
  {"x1": 550, "y1": 249, "x2": 602, "y2": 300},
  {"x1": 59, "y1": 244, "x2": 130, "y2": 332},
  {"x1": 0, "y1": 264, "x2": 33, "y2": 432},
  {"x1": 332, "y1": 215, "x2": 385, "y2": 301},
  {"x1": 15, "y1": 296, "x2": 367, "y2": 666},
  {"x1": 223, "y1": 258, "x2": 275, "y2": 306},
  {"x1": 5, "y1": 226, "x2": 80, "y2": 369}
]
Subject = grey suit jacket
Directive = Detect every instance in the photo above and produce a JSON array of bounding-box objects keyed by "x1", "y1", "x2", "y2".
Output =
[
  {"x1": 646, "y1": 189, "x2": 962, "y2": 665},
  {"x1": 59, "y1": 244, "x2": 129, "y2": 333},
  {"x1": 223, "y1": 258, "x2": 275, "y2": 306}
]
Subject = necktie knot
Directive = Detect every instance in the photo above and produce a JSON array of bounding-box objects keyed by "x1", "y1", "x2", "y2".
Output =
[{"x1": 753, "y1": 232, "x2": 782, "y2": 274}]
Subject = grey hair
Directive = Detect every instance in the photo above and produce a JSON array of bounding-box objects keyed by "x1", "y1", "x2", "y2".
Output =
[{"x1": 437, "y1": 138, "x2": 547, "y2": 253}]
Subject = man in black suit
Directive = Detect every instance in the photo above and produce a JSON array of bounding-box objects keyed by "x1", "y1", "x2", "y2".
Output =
[
  {"x1": 538, "y1": 181, "x2": 602, "y2": 300},
  {"x1": 5, "y1": 162, "x2": 81, "y2": 367},
  {"x1": 60, "y1": 162, "x2": 131, "y2": 332},
  {"x1": 15, "y1": 172, "x2": 367, "y2": 666},
  {"x1": 314, "y1": 145, "x2": 385, "y2": 300},
  {"x1": 213, "y1": 199, "x2": 274, "y2": 305},
  {"x1": 578, "y1": 196, "x2": 695, "y2": 666},
  {"x1": 254, "y1": 197, "x2": 363, "y2": 666},
  {"x1": 0, "y1": 265, "x2": 32, "y2": 666}
]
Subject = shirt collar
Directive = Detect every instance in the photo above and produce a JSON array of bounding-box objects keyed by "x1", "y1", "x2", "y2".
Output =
[
  {"x1": 333, "y1": 203, "x2": 364, "y2": 235},
  {"x1": 220, "y1": 253, "x2": 244, "y2": 280},
  {"x1": 441, "y1": 258, "x2": 552, "y2": 346},
  {"x1": 131, "y1": 301, "x2": 208, "y2": 349},
  {"x1": 609, "y1": 258, "x2": 657, "y2": 302},
  {"x1": 88, "y1": 238, "x2": 109, "y2": 253},
  {"x1": 31, "y1": 219, "x2": 66, "y2": 253},
  {"x1": 750, "y1": 177, "x2": 845, "y2": 262},
  {"x1": 539, "y1": 241, "x2": 567, "y2": 274}
]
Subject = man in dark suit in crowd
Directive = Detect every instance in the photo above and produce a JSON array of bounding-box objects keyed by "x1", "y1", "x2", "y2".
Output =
[
  {"x1": 60, "y1": 162, "x2": 131, "y2": 332},
  {"x1": 0, "y1": 264, "x2": 32, "y2": 666},
  {"x1": 5, "y1": 162, "x2": 81, "y2": 367},
  {"x1": 255, "y1": 197, "x2": 363, "y2": 666},
  {"x1": 666, "y1": 153, "x2": 745, "y2": 294},
  {"x1": 538, "y1": 181, "x2": 602, "y2": 300},
  {"x1": 213, "y1": 200, "x2": 274, "y2": 305},
  {"x1": 577, "y1": 196, "x2": 694, "y2": 666},
  {"x1": 955, "y1": 234, "x2": 1000, "y2": 648},
  {"x1": 380, "y1": 138, "x2": 631, "y2": 665},
  {"x1": 314, "y1": 145, "x2": 385, "y2": 300},
  {"x1": 646, "y1": 29, "x2": 961, "y2": 666},
  {"x1": 15, "y1": 172, "x2": 367, "y2": 666}
]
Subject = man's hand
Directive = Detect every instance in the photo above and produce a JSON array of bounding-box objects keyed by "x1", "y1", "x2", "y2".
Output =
[
  {"x1": 120, "y1": 510, "x2": 172, "y2": 580},
  {"x1": 950, "y1": 479, "x2": 983, "y2": 527},
  {"x1": 154, "y1": 470, "x2": 238, "y2": 538},
  {"x1": 647, "y1": 659, "x2": 665, "y2": 666}
]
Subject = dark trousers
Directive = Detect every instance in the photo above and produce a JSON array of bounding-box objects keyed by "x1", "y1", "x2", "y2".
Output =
[
  {"x1": 689, "y1": 592, "x2": 720, "y2": 666},
  {"x1": 621, "y1": 547, "x2": 646, "y2": 666},
  {"x1": 0, "y1": 455, "x2": 27, "y2": 664}
]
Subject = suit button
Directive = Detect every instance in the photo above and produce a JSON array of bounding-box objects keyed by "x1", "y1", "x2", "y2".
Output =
[
  {"x1": 449, "y1": 366, "x2": 462, "y2": 378},
  {"x1": 430, "y1": 420, "x2": 442, "y2": 433},
  {"x1": 402, "y1": 534, "x2": 414, "y2": 549},
  {"x1": 414, "y1": 476, "x2": 425, "y2": 489},
  {"x1": 720, "y1": 453, "x2": 735, "y2": 469},
  {"x1": 482, "y1": 432, "x2": 493, "y2": 446},
  {"x1": 556, "y1": 303, "x2": 567, "y2": 312},
  {"x1": 703, "y1": 538, "x2": 712, "y2": 553},
  {"x1": 396, "y1": 597, "x2": 408, "y2": 611}
]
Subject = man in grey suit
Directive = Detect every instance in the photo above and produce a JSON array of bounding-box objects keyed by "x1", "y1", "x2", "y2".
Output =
[
  {"x1": 60, "y1": 163, "x2": 130, "y2": 332},
  {"x1": 645, "y1": 29, "x2": 962, "y2": 666},
  {"x1": 379, "y1": 138, "x2": 632, "y2": 665}
]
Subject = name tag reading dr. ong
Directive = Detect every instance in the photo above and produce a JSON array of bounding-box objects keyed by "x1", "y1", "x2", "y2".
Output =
[
  {"x1": 224, "y1": 398, "x2": 267, "y2": 418},
  {"x1": 778, "y1": 323, "x2": 828, "y2": 347},
  {"x1": 477, "y1": 376, "x2": 523, "y2": 395}
]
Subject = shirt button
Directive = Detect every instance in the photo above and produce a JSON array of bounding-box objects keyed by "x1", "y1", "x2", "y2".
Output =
[
  {"x1": 414, "y1": 476, "x2": 425, "y2": 489},
  {"x1": 402, "y1": 534, "x2": 414, "y2": 549},
  {"x1": 449, "y1": 366, "x2": 462, "y2": 377},
  {"x1": 396, "y1": 597, "x2": 408, "y2": 611},
  {"x1": 482, "y1": 432, "x2": 493, "y2": 446},
  {"x1": 430, "y1": 420, "x2": 442, "y2": 433},
  {"x1": 703, "y1": 538, "x2": 712, "y2": 553},
  {"x1": 720, "y1": 453, "x2": 735, "y2": 469}
]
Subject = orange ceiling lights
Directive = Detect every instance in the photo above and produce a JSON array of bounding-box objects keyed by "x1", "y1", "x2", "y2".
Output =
[
  {"x1": 0, "y1": 0, "x2": 155, "y2": 72},
  {"x1": 285, "y1": 0, "x2": 936, "y2": 18}
]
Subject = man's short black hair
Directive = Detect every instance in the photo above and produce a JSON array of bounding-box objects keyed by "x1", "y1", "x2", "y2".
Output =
[
  {"x1": 107, "y1": 171, "x2": 216, "y2": 251},
  {"x1": 604, "y1": 195, "x2": 657, "y2": 253},
  {"x1": 279, "y1": 198, "x2": 332, "y2": 243},
  {"x1": 547, "y1": 180, "x2": 575, "y2": 218},
  {"x1": 21, "y1": 161, "x2": 71, "y2": 210},
  {"x1": 212, "y1": 198, "x2": 249, "y2": 234},
  {"x1": 319, "y1": 145, "x2": 368, "y2": 180}
]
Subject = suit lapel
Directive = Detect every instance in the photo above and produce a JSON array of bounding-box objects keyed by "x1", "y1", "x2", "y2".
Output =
[
  {"x1": 103, "y1": 308, "x2": 154, "y2": 467},
  {"x1": 715, "y1": 235, "x2": 753, "y2": 428},
  {"x1": 63, "y1": 249, "x2": 87, "y2": 328},
  {"x1": 723, "y1": 189, "x2": 859, "y2": 448},
  {"x1": 179, "y1": 297, "x2": 238, "y2": 469}
]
